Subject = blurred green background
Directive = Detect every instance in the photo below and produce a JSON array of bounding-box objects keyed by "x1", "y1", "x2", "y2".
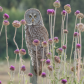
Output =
[{"x1": 0, "y1": 0, "x2": 84, "y2": 60}]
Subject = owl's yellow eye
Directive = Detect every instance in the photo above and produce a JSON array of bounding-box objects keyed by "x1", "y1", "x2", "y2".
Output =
[
  {"x1": 34, "y1": 15, "x2": 37, "y2": 18},
  {"x1": 29, "y1": 15, "x2": 32, "y2": 18}
]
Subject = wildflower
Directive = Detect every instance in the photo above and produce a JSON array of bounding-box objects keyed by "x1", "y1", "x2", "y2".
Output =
[
  {"x1": 62, "y1": 45, "x2": 67, "y2": 49},
  {"x1": 21, "y1": 65, "x2": 26, "y2": 71},
  {"x1": 75, "y1": 10, "x2": 80, "y2": 16},
  {"x1": 0, "y1": 6, "x2": 3, "y2": 12},
  {"x1": 42, "y1": 41, "x2": 47, "y2": 47},
  {"x1": 47, "y1": 65, "x2": 53, "y2": 71},
  {"x1": 20, "y1": 19, "x2": 26, "y2": 25},
  {"x1": 56, "y1": 48, "x2": 62, "y2": 54},
  {"x1": 20, "y1": 49, "x2": 26, "y2": 55},
  {"x1": 46, "y1": 52, "x2": 52, "y2": 58},
  {"x1": 28, "y1": 73, "x2": 33, "y2": 77},
  {"x1": 61, "y1": 10, "x2": 67, "y2": 16},
  {"x1": 46, "y1": 59, "x2": 51, "y2": 65},
  {"x1": 61, "y1": 79, "x2": 67, "y2": 84},
  {"x1": 10, "y1": 65, "x2": 15, "y2": 71},
  {"x1": 64, "y1": 29, "x2": 68, "y2": 33},
  {"x1": 54, "y1": 56, "x2": 60, "y2": 63},
  {"x1": 48, "y1": 38, "x2": 53, "y2": 44},
  {"x1": 0, "y1": 81, "x2": 1, "y2": 84},
  {"x1": 3, "y1": 20, "x2": 10, "y2": 26},
  {"x1": 53, "y1": 0, "x2": 61, "y2": 8},
  {"x1": 12, "y1": 20, "x2": 21, "y2": 28},
  {"x1": 14, "y1": 49, "x2": 19, "y2": 54},
  {"x1": 76, "y1": 23, "x2": 84, "y2": 32},
  {"x1": 33, "y1": 39, "x2": 40, "y2": 46},
  {"x1": 54, "y1": 37, "x2": 59, "y2": 43},
  {"x1": 74, "y1": 32, "x2": 79, "y2": 37},
  {"x1": 47, "y1": 9, "x2": 55, "y2": 15},
  {"x1": 76, "y1": 44, "x2": 81, "y2": 49},
  {"x1": 41, "y1": 72, "x2": 46, "y2": 78},
  {"x1": 3, "y1": 13, "x2": 9, "y2": 19},
  {"x1": 77, "y1": 13, "x2": 84, "y2": 19}
]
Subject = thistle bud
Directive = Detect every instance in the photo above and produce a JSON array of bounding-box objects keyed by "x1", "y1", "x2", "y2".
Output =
[
  {"x1": 20, "y1": 19, "x2": 26, "y2": 25},
  {"x1": 33, "y1": 39, "x2": 40, "y2": 46},
  {"x1": 3, "y1": 20, "x2": 10, "y2": 26},
  {"x1": 75, "y1": 10, "x2": 80, "y2": 16},
  {"x1": 46, "y1": 59, "x2": 51, "y2": 65},
  {"x1": 3, "y1": 13, "x2": 9, "y2": 19},
  {"x1": 61, "y1": 10, "x2": 67, "y2": 16},
  {"x1": 76, "y1": 44, "x2": 81, "y2": 49},
  {"x1": 54, "y1": 56, "x2": 60, "y2": 63},
  {"x1": 0, "y1": 6, "x2": 3, "y2": 12},
  {"x1": 20, "y1": 49, "x2": 26, "y2": 55},
  {"x1": 10, "y1": 65, "x2": 15, "y2": 71},
  {"x1": 77, "y1": 13, "x2": 84, "y2": 19},
  {"x1": 47, "y1": 9, "x2": 55, "y2": 15},
  {"x1": 42, "y1": 41, "x2": 47, "y2": 47},
  {"x1": 14, "y1": 49, "x2": 19, "y2": 54},
  {"x1": 56, "y1": 48, "x2": 62, "y2": 54},
  {"x1": 46, "y1": 52, "x2": 52, "y2": 58},
  {"x1": 54, "y1": 37, "x2": 59, "y2": 43},
  {"x1": 48, "y1": 39, "x2": 53, "y2": 44},
  {"x1": 47, "y1": 65, "x2": 53, "y2": 71},
  {"x1": 53, "y1": 0, "x2": 61, "y2": 8},
  {"x1": 62, "y1": 45, "x2": 67, "y2": 49},
  {"x1": 28, "y1": 73, "x2": 33, "y2": 77},
  {"x1": 41, "y1": 72, "x2": 46, "y2": 78},
  {"x1": 21, "y1": 65, "x2": 26, "y2": 71},
  {"x1": 64, "y1": 29, "x2": 68, "y2": 34},
  {"x1": 61, "y1": 79, "x2": 67, "y2": 84}
]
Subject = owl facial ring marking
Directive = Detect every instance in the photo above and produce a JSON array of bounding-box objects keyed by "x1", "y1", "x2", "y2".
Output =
[{"x1": 24, "y1": 8, "x2": 44, "y2": 26}]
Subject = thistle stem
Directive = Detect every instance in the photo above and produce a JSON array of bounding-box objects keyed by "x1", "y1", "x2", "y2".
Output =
[
  {"x1": 5, "y1": 26, "x2": 9, "y2": 69},
  {"x1": 22, "y1": 25, "x2": 24, "y2": 49},
  {"x1": 13, "y1": 28, "x2": 19, "y2": 49},
  {"x1": 0, "y1": 22, "x2": 3, "y2": 36}
]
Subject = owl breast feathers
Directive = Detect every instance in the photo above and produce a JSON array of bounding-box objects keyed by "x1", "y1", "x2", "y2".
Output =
[{"x1": 24, "y1": 8, "x2": 49, "y2": 75}]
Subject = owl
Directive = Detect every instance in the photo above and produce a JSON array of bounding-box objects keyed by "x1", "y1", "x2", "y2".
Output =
[{"x1": 24, "y1": 8, "x2": 49, "y2": 75}]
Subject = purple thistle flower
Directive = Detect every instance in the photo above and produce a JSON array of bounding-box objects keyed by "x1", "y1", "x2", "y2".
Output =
[
  {"x1": 14, "y1": 49, "x2": 19, "y2": 54},
  {"x1": 76, "y1": 44, "x2": 81, "y2": 49},
  {"x1": 21, "y1": 65, "x2": 26, "y2": 71},
  {"x1": 64, "y1": 29, "x2": 68, "y2": 33},
  {"x1": 61, "y1": 79, "x2": 67, "y2": 84},
  {"x1": 28, "y1": 73, "x2": 33, "y2": 77},
  {"x1": 53, "y1": 0, "x2": 60, "y2": 8},
  {"x1": 74, "y1": 32, "x2": 79, "y2": 37},
  {"x1": 47, "y1": 9, "x2": 55, "y2": 15},
  {"x1": 54, "y1": 56, "x2": 60, "y2": 63},
  {"x1": 41, "y1": 72, "x2": 46, "y2": 78},
  {"x1": 42, "y1": 41, "x2": 47, "y2": 47},
  {"x1": 46, "y1": 52, "x2": 52, "y2": 58},
  {"x1": 20, "y1": 19, "x2": 26, "y2": 25},
  {"x1": 56, "y1": 48, "x2": 62, "y2": 54},
  {"x1": 61, "y1": 10, "x2": 67, "y2": 16},
  {"x1": 62, "y1": 45, "x2": 67, "y2": 49},
  {"x1": 12, "y1": 20, "x2": 21, "y2": 28},
  {"x1": 33, "y1": 39, "x2": 40, "y2": 46},
  {"x1": 0, "y1": 81, "x2": 1, "y2": 84},
  {"x1": 46, "y1": 59, "x2": 50, "y2": 65},
  {"x1": 0, "y1": 6, "x2": 3, "y2": 12},
  {"x1": 75, "y1": 10, "x2": 80, "y2": 16},
  {"x1": 20, "y1": 49, "x2": 26, "y2": 55},
  {"x1": 48, "y1": 38, "x2": 53, "y2": 44},
  {"x1": 10, "y1": 65, "x2": 15, "y2": 71},
  {"x1": 3, "y1": 20, "x2": 10, "y2": 26},
  {"x1": 3, "y1": 13, "x2": 9, "y2": 19},
  {"x1": 54, "y1": 37, "x2": 59, "y2": 43}
]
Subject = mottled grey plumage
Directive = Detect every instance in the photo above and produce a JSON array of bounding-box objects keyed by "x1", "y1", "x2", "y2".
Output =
[{"x1": 24, "y1": 8, "x2": 49, "y2": 75}]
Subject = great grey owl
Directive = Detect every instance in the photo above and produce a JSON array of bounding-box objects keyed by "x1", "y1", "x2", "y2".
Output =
[{"x1": 24, "y1": 8, "x2": 49, "y2": 75}]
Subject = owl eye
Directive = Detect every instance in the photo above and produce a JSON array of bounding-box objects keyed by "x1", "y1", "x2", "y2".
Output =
[
  {"x1": 29, "y1": 15, "x2": 32, "y2": 18},
  {"x1": 34, "y1": 15, "x2": 37, "y2": 18}
]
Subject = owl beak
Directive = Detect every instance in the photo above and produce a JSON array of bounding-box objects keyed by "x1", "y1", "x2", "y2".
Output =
[{"x1": 32, "y1": 19, "x2": 34, "y2": 22}]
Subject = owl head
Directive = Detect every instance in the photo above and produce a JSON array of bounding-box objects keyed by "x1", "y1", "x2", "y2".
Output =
[{"x1": 24, "y1": 8, "x2": 44, "y2": 26}]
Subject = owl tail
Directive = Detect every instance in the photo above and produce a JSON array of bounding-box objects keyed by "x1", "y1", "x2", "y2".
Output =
[{"x1": 34, "y1": 60, "x2": 42, "y2": 76}]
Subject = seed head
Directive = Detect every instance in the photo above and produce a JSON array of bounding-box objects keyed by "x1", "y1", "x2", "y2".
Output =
[
  {"x1": 14, "y1": 49, "x2": 19, "y2": 54},
  {"x1": 21, "y1": 65, "x2": 26, "y2": 71},
  {"x1": 54, "y1": 37, "x2": 59, "y2": 43},
  {"x1": 61, "y1": 10, "x2": 67, "y2": 16},
  {"x1": 53, "y1": 0, "x2": 61, "y2": 8},
  {"x1": 48, "y1": 38, "x2": 53, "y2": 44},
  {"x1": 75, "y1": 10, "x2": 80, "y2": 16},
  {"x1": 54, "y1": 56, "x2": 60, "y2": 63},
  {"x1": 42, "y1": 41, "x2": 47, "y2": 47},
  {"x1": 77, "y1": 13, "x2": 84, "y2": 19},
  {"x1": 20, "y1": 19, "x2": 26, "y2": 25},
  {"x1": 3, "y1": 20, "x2": 10, "y2": 26},
  {"x1": 12, "y1": 20, "x2": 21, "y2": 28},
  {"x1": 20, "y1": 49, "x2": 26, "y2": 55},
  {"x1": 33, "y1": 39, "x2": 40, "y2": 46}
]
